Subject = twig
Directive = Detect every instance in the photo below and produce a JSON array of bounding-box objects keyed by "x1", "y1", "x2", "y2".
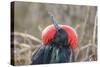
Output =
[
  {"x1": 85, "y1": 47, "x2": 90, "y2": 60},
  {"x1": 92, "y1": 12, "x2": 97, "y2": 54},
  {"x1": 79, "y1": 7, "x2": 90, "y2": 44},
  {"x1": 92, "y1": 13, "x2": 97, "y2": 44},
  {"x1": 13, "y1": 32, "x2": 42, "y2": 44},
  {"x1": 79, "y1": 43, "x2": 96, "y2": 51},
  {"x1": 74, "y1": 47, "x2": 80, "y2": 61}
]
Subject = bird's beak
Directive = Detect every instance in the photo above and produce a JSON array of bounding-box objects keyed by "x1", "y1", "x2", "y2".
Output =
[{"x1": 50, "y1": 14, "x2": 61, "y2": 31}]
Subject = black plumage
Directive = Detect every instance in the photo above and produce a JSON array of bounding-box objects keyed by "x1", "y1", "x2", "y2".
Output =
[
  {"x1": 31, "y1": 15, "x2": 75, "y2": 64},
  {"x1": 31, "y1": 44, "x2": 74, "y2": 64}
]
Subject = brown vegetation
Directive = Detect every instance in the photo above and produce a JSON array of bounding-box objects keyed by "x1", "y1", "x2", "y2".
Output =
[{"x1": 11, "y1": 2, "x2": 97, "y2": 65}]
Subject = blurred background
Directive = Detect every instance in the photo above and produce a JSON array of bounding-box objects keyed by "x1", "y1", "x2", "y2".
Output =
[{"x1": 11, "y1": 1, "x2": 97, "y2": 65}]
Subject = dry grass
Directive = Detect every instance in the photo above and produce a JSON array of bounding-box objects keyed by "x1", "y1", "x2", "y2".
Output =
[
  {"x1": 11, "y1": 2, "x2": 97, "y2": 65},
  {"x1": 11, "y1": 32, "x2": 42, "y2": 65}
]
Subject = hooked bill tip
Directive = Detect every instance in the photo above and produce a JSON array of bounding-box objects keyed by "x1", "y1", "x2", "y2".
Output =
[{"x1": 50, "y1": 15, "x2": 61, "y2": 31}]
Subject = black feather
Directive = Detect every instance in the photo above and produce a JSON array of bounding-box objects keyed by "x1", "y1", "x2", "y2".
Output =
[{"x1": 31, "y1": 46, "x2": 45, "y2": 64}]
